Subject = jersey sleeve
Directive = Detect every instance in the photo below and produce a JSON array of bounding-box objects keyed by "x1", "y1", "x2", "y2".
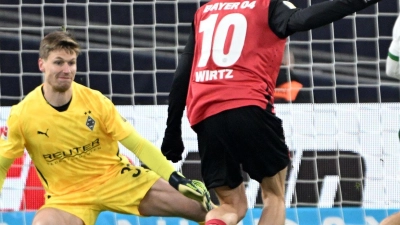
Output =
[
  {"x1": 269, "y1": 0, "x2": 381, "y2": 38},
  {"x1": 269, "y1": 0, "x2": 299, "y2": 38},
  {"x1": 0, "y1": 155, "x2": 14, "y2": 193},
  {"x1": 100, "y1": 95, "x2": 135, "y2": 141},
  {"x1": 386, "y1": 16, "x2": 400, "y2": 79},
  {"x1": 120, "y1": 131, "x2": 175, "y2": 181},
  {"x1": 0, "y1": 108, "x2": 25, "y2": 159},
  {"x1": 165, "y1": 25, "x2": 195, "y2": 134}
]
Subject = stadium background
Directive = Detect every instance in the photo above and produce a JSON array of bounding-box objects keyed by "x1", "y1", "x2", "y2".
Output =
[{"x1": 0, "y1": 0, "x2": 400, "y2": 224}]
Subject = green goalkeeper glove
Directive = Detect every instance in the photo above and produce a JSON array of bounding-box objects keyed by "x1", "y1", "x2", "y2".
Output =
[{"x1": 168, "y1": 171, "x2": 213, "y2": 211}]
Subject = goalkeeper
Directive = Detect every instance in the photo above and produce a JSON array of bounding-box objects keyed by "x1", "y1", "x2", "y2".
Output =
[{"x1": 0, "y1": 30, "x2": 212, "y2": 225}]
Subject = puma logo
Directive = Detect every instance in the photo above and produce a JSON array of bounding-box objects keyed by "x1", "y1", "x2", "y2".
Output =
[{"x1": 37, "y1": 129, "x2": 49, "y2": 137}]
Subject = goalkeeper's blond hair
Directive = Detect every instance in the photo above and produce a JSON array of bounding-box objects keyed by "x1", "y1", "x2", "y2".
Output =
[{"x1": 39, "y1": 29, "x2": 80, "y2": 60}]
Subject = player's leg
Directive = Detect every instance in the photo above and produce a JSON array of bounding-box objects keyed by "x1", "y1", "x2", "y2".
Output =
[
  {"x1": 258, "y1": 167, "x2": 287, "y2": 225},
  {"x1": 232, "y1": 106, "x2": 290, "y2": 225},
  {"x1": 32, "y1": 188, "x2": 99, "y2": 225},
  {"x1": 97, "y1": 164, "x2": 209, "y2": 223},
  {"x1": 32, "y1": 207, "x2": 84, "y2": 225},
  {"x1": 380, "y1": 212, "x2": 400, "y2": 225},
  {"x1": 138, "y1": 177, "x2": 208, "y2": 222},
  {"x1": 192, "y1": 110, "x2": 249, "y2": 225},
  {"x1": 205, "y1": 184, "x2": 248, "y2": 225}
]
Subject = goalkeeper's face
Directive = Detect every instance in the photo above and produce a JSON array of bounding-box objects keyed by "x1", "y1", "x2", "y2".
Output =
[{"x1": 39, "y1": 49, "x2": 77, "y2": 93}]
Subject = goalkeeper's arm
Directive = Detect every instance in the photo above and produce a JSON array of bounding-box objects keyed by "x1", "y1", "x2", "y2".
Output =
[
  {"x1": 120, "y1": 130, "x2": 207, "y2": 204},
  {"x1": 0, "y1": 155, "x2": 14, "y2": 193}
]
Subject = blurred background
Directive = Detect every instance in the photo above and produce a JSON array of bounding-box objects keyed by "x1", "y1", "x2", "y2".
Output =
[{"x1": 0, "y1": 0, "x2": 399, "y2": 106}]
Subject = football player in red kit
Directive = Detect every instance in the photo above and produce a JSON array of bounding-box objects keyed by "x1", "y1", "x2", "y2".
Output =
[{"x1": 161, "y1": 0, "x2": 383, "y2": 225}]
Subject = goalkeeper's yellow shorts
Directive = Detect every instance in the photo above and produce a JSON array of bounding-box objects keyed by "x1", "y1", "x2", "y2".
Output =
[{"x1": 39, "y1": 164, "x2": 159, "y2": 225}]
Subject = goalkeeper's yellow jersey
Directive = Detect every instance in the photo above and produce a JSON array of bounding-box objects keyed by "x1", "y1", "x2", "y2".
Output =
[{"x1": 0, "y1": 82, "x2": 135, "y2": 195}]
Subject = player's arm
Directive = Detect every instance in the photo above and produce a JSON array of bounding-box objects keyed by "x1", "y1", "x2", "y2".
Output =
[
  {"x1": 0, "y1": 155, "x2": 14, "y2": 192},
  {"x1": 0, "y1": 111, "x2": 25, "y2": 193},
  {"x1": 161, "y1": 24, "x2": 196, "y2": 162},
  {"x1": 166, "y1": 27, "x2": 195, "y2": 132},
  {"x1": 100, "y1": 74, "x2": 212, "y2": 210},
  {"x1": 269, "y1": 0, "x2": 382, "y2": 38},
  {"x1": 120, "y1": 130, "x2": 212, "y2": 210},
  {"x1": 386, "y1": 16, "x2": 400, "y2": 79},
  {"x1": 387, "y1": 53, "x2": 399, "y2": 79},
  {"x1": 121, "y1": 129, "x2": 175, "y2": 180}
]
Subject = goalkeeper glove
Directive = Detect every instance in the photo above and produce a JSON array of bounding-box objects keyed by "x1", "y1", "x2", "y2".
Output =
[
  {"x1": 168, "y1": 171, "x2": 213, "y2": 211},
  {"x1": 161, "y1": 133, "x2": 184, "y2": 163}
]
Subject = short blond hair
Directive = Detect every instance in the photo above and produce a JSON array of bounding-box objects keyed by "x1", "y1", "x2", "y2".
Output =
[{"x1": 39, "y1": 30, "x2": 81, "y2": 60}]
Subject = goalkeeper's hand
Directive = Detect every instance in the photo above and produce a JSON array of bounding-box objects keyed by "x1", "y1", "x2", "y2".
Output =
[
  {"x1": 161, "y1": 133, "x2": 184, "y2": 163},
  {"x1": 168, "y1": 171, "x2": 213, "y2": 211}
]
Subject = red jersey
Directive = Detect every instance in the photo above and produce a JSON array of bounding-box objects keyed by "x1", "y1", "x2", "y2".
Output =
[{"x1": 186, "y1": 0, "x2": 287, "y2": 126}]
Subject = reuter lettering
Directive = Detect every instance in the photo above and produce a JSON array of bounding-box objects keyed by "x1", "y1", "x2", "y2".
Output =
[{"x1": 43, "y1": 138, "x2": 100, "y2": 164}]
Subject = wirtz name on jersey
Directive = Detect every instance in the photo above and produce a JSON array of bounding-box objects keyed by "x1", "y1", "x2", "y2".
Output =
[
  {"x1": 204, "y1": 1, "x2": 256, "y2": 13},
  {"x1": 195, "y1": 69, "x2": 234, "y2": 82}
]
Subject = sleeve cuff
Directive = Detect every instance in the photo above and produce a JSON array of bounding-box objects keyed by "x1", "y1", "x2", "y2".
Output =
[{"x1": 388, "y1": 52, "x2": 399, "y2": 61}]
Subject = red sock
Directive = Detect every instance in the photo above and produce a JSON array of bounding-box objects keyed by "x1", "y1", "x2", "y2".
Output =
[{"x1": 205, "y1": 219, "x2": 227, "y2": 225}]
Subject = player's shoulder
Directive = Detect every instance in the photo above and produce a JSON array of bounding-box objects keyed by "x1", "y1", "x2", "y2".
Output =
[
  {"x1": 270, "y1": 0, "x2": 297, "y2": 10},
  {"x1": 11, "y1": 85, "x2": 44, "y2": 115},
  {"x1": 72, "y1": 82, "x2": 112, "y2": 106},
  {"x1": 393, "y1": 16, "x2": 400, "y2": 35},
  {"x1": 73, "y1": 82, "x2": 105, "y2": 99},
  {"x1": 395, "y1": 15, "x2": 400, "y2": 25}
]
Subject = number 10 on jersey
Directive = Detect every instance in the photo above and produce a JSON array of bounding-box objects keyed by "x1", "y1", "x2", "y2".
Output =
[{"x1": 197, "y1": 13, "x2": 249, "y2": 68}]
